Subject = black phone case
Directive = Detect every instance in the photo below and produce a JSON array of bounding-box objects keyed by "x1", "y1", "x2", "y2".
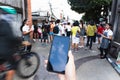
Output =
[{"x1": 47, "y1": 36, "x2": 70, "y2": 74}]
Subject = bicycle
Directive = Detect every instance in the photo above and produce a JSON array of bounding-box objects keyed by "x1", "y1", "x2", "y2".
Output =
[{"x1": 0, "y1": 41, "x2": 40, "y2": 79}]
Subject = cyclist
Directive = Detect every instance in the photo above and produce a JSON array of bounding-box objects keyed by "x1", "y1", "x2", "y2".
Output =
[{"x1": 0, "y1": 6, "x2": 21, "y2": 80}]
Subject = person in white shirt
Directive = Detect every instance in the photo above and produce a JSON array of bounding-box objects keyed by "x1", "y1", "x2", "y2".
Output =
[
  {"x1": 60, "y1": 23, "x2": 66, "y2": 36},
  {"x1": 99, "y1": 23, "x2": 113, "y2": 59},
  {"x1": 66, "y1": 22, "x2": 71, "y2": 37},
  {"x1": 20, "y1": 19, "x2": 33, "y2": 42}
]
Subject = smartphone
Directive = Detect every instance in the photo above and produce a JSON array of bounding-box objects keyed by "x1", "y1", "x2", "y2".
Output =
[{"x1": 47, "y1": 36, "x2": 70, "y2": 74}]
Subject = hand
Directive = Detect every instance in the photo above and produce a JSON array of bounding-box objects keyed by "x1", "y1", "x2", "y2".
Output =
[
  {"x1": 101, "y1": 34, "x2": 105, "y2": 38},
  {"x1": 29, "y1": 28, "x2": 33, "y2": 32},
  {"x1": 65, "y1": 50, "x2": 76, "y2": 80},
  {"x1": 58, "y1": 50, "x2": 76, "y2": 80},
  {"x1": 45, "y1": 50, "x2": 76, "y2": 80}
]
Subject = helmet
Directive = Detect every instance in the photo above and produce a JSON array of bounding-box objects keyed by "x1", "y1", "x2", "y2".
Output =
[{"x1": 0, "y1": 6, "x2": 16, "y2": 14}]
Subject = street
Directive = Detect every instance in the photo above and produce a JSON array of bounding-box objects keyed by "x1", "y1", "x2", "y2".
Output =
[{"x1": 14, "y1": 39, "x2": 120, "y2": 80}]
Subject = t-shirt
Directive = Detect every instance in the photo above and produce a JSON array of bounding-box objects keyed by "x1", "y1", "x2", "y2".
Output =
[
  {"x1": 100, "y1": 29, "x2": 113, "y2": 49},
  {"x1": 97, "y1": 26, "x2": 104, "y2": 34},
  {"x1": 104, "y1": 29, "x2": 113, "y2": 38},
  {"x1": 66, "y1": 25, "x2": 71, "y2": 32},
  {"x1": 22, "y1": 25, "x2": 30, "y2": 32},
  {"x1": 86, "y1": 25, "x2": 97, "y2": 36},
  {"x1": 71, "y1": 26, "x2": 80, "y2": 37}
]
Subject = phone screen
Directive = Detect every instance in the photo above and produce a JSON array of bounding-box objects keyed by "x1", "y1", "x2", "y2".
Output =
[{"x1": 47, "y1": 36, "x2": 70, "y2": 74}]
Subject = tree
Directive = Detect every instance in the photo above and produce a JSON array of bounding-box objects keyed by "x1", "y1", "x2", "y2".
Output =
[{"x1": 68, "y1": 0, "x2": 112, "y2": 23}]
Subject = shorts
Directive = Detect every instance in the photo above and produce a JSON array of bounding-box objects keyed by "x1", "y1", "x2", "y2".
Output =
[
  {"x1": 49, "y1": 32, "x2": 54, "y2": 35},
  {"x1": 72, "y1": 36, "x2": 79, "y2": 44},
  {"x1": 97, "y1": 34, "x2": 101, "y2": 38}
]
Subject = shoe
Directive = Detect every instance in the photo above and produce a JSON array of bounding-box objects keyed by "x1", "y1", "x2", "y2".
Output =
[
  {"x1": 84, "y1": 47, "x2": 88, "y2": 50},
  {"x1": 79, "y1": 46, "x2": 84, "y2": 48},
  {"x1": 97, "y1": 47, "x2": 100, "y2": 50},
  {"x1": 75, "y1": 50, "x2": 78, "y2": 53},
  {"x1": 89, "y1": 48, "x2": 92, "y2": 50},
  {"x1": 100, "y1": 56, "x2": 106, "y2": 59}
]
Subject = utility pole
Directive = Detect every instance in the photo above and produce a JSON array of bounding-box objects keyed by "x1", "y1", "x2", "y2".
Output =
[
  {"x1": 48, "y1": 0, "x2": 57, "y2": 20},
  {"x1": 22, "y1": 0, "x2": 25, "y2": 20},
  {"x1": 27, "y1": 0, "x2": 33, "y2": 40},
  {"x1": 27, "y1": 0, "x2": 32, "y2": 26}
]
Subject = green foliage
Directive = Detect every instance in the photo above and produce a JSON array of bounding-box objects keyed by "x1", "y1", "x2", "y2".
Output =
[{"x1": 68, "y1": 0, "x2": 112, "y2": 23}]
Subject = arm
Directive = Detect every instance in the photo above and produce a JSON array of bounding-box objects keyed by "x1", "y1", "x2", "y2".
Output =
[
  {"x1": 22, "y1": 30, "x2": 31, "y2": 35},
  {"x1": 101, "y1": 34, "x2": 112, "y2": 40},
  {"x1": 22, "y1": 26, "x2": 32, "y2": 35}
]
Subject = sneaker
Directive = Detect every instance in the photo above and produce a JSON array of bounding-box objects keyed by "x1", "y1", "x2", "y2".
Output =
[
  {"x1": 100, "y1": 55, "x2": 106, "y2": 59},
  {"x1": 79, "y1": 46, "x2": 84, "y2": 48},
  {"x1": 84, "y1": 47, "x2": 88, "y2": 50},
  {"x1": 97, "y1": 47, "x2": 100, "y2": 50}
]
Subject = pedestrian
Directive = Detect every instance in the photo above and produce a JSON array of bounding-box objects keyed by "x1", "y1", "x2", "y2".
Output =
[
  {"x1": 86, "y1": 20, "x2": 97, "y2": 50},
  {"x1": 20, "y1": 19, "x2": 33, "y2": 42},
  {"x1": 71, "y1": 21, "x2": 80, "y2": 52},
  {"x1": 0, "y1": 6, "x2": 22, "y2": 80},
  {"x1": 65, "y1": 22, "x2": 72, "y2": 37},
  {"x1": 20, "y1": 19, "x2": 33, "y2": 52},
  {"x1": 97, "y1": 24, "x2": 105, "y2": 44},
  {"x1": 53, "y1": 19, "x2": 62, "y2": 36},
  {"x1": 99, "y1": 23, "x2": 113, "y2": 59},
  {"x1": 41, "y1": 26, "x2": 49, "y2": 46},
  {"x1": 60, "y1": 23, "x2": 66, "y2": 36},
  {"x1": 33, "y1": 21, "x2": 39, "y2": 41},
  {"x1": 37, "y1": 26, "x2": 42, "y2": 42},
  {"x1": 79, "y1": 20, "x2": 86, "y2": 48},
  {"x1": 49, "y1": 21, "x2": 55, "y2": 42}
]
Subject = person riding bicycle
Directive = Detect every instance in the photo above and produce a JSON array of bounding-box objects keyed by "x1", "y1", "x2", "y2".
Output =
[{"x1": 0, "y1": 6, "x2": 21, "y2": 80}]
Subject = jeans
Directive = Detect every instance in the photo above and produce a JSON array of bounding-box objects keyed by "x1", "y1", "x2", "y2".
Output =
[{"x1": 86, "y1": 36, "x2": 94, "y2": 49}]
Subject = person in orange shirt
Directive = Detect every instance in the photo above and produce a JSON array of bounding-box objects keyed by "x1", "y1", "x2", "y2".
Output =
[{"x1": 49, "y1": 21, "x2": 55, "y2": 42}]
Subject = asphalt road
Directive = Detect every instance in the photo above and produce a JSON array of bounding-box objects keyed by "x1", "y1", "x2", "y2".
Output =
[{"x1": 13, "y1": 40, "x2": 120, "y2": 80}]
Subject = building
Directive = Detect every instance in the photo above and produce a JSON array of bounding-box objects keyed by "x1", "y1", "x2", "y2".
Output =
[
  {"x1": 107, "y1": 0, "x2": 120, "y2": 74},
  {"x1": 0, "y1": 0, "x2": 32, "y2": 36}
]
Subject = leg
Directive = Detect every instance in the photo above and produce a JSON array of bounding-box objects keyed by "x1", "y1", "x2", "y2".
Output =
[
  {"x1": 72, "y1": 37, "x2": 75, "y2": 50},
  {"x1": 86, "y1": 36, "x2": 90, "y2": 47},
  {"x1": 80, "y1": 36, "x2": 84, "y2": 47},
  {"x1": 75, "y1": 43, "x2": 78, "y2": 51},
  {"x1": 72, "y1": 43, "x2": 75, "y2": 51},
  {"x1": 5, "y1": 70, "x2": 15, "y2": 80},
  {"x1": 99, "y1": 47, "x2": 104, "y2": 58},
  {"x1": 49, "y1": 33, "x2": 51, "y2": 42},
  {"x1": 104, "y1": 48, "x2": 108, "y2": 58},
  {"x1": 89, "y1": 36, "x2": 93, "y2": 49}
]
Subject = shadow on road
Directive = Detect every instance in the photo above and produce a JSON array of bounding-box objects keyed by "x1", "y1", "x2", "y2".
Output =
[{"x1": 75, "y1": 54, "x2": 100, "y2": 69}]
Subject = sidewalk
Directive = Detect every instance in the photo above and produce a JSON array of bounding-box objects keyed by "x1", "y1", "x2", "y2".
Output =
[{"x1": 14, "y1": 40, "x2": 120, "y2": 80}]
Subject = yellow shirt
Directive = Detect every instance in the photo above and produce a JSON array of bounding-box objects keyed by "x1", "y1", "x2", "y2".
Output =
[
  {"x1": 71, "y1": 26, "x2": 80, "y2": 36},
  {"x1": 86, "y1": 25, "x2": 97, "y2": 36}
]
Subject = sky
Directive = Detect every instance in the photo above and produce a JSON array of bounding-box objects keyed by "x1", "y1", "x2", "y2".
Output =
[{"x1": 31, "y1": 0, "x2": 84, "y2": 20}]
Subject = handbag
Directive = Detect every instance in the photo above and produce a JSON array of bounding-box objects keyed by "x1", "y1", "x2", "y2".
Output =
[{"x1": 76, "y1": 31, "x2": 80, "y2": 38}]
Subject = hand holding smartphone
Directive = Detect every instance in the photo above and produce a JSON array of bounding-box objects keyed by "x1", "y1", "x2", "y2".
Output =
[{"x1": 47, "y1": 36, "x2": 70, "y2": 74}]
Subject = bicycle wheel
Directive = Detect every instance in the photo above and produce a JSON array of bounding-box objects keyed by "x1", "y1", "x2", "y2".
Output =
[{"x1": 17, "y1": 52, "x2": 40, "y2": 78}]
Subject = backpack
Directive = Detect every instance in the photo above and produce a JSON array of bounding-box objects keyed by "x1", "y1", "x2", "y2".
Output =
[{"x1": 53, "y1": 25, "x2": 59, "y2": 34}]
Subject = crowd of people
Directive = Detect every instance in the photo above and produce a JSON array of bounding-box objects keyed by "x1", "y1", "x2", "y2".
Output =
[
  {"x1": 29, "y1": 19, "x2": 113, "y2": 80},
  {"x1": 30, "y1": 19, "x2": 113, "y2": 57},
  {"x1": 0, "y1": 5, "x2": 114, "y2": 80},
  {"x1": 27, "y1": 19, "x2": 113, "y2": 61}
]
